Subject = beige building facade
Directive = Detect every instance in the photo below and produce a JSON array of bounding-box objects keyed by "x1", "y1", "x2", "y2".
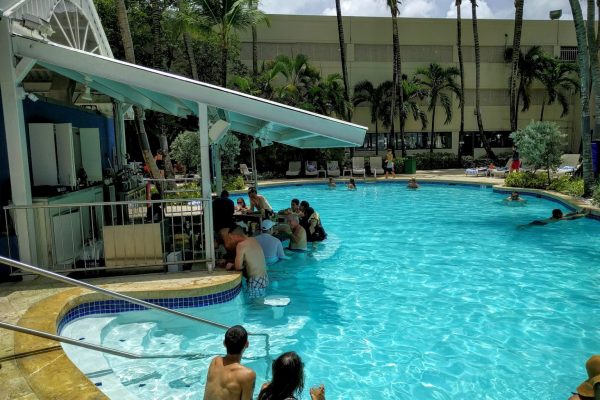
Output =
[{"x1": 239, "y1": 15, "x2": 581, "y2": 158}]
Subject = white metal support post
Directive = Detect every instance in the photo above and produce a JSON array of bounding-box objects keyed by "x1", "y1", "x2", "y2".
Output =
[
  {"x1": 198, "y1": 102, "x2": 215, "y2": 269},
  {"x1": 0, "y1": 19, "x2": 36, "y2": 264},
  {"x1": 212, "y1": 144, "x2": 223, "y2": 194},
  {"x1": 114, "y1": 101, "x2": 128, "y2": 169}
]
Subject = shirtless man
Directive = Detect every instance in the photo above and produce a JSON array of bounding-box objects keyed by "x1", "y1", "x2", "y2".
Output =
[
  {"x1": 279, "y1": 214, "x2": 307, "y2": 251},
  {"x1": 248, "y1": 187, "x2": 273, "y2": 218},
  {"x1": 278, "y1": 198, "x2": 300, "y2": 215},
  {"x1": 203, "y1": 325, "x2": 256, "y2": 400},
  {"x1": 225, "y1": 226, "x2": 269, "y2": 298}
]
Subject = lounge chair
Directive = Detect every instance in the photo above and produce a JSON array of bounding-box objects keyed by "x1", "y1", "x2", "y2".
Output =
[
  {"x1": 352, "y1": 157, "x2": 366, "y2": 178},
  {"x1": 465, "y1": 166, "x2": 488, "y2": 177},
  {"x1": 555, "y1": 153, "x2": 581, "y2": 175},
  {"x1": 239, "y1": 164, "x2": 253, "y2": 182},
  {"x1": 285, "y1": 161, "x2": 301, "y2": 178},
  {"x1": 490, "y1": 159, "x2": 512, "y2": 178},
  {"x1": 369, "y1": 157, "x2": 384, "y2": 177},
  {"x1": 305, "y1": 161, "x2": 318, "y2": 177},
  {"x1": 326, "y1": 161, "x2": 340, "y2": 177}
]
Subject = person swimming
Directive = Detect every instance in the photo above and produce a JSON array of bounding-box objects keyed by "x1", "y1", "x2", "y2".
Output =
[
  {"x1": 327, "y1": 177, "x2": 336, "y2": 188},
  {"x1": 347, "y1": 178, "x2": 356, "y2": 190},
  {"x1": 524, "y1": 208, "x2": 589, "y2": 226},
  {"x1": 407, "y1": 178, "x2": 419, "y2": 189},
  {"x1": 504, "y1": 191, "x2": 526, "y2": 204}
]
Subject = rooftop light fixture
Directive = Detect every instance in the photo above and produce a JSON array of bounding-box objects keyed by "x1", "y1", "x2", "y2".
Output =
[{"x1": 549, "y1": 9, "x2": 562, "y2": 20}]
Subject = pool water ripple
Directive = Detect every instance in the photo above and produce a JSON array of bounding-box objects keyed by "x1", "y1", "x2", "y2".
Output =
[{"x1": 61, "y1": 183, "x2": 599, "y2": 399}]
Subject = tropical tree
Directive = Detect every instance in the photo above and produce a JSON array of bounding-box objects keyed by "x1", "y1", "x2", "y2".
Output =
[
  {"x1": 353, "y1": 80, "x2": 386, "y2": 155},
  {"x1": 268, "y1": 54, "x2": 320, "y2": 107},
  {"x1": 537, "y1": 58, "x2": 579, "y2": 121},
  {"x1": 335, "y1": 0, "x2": 351, "y2": 121},
  {"x1": 387, "y1": 0, "x2": 404, "y2": 149},
  {"x1": 455, "y1": 0, "x2": 466, "y2": 162},
  {"x1": 416, "y1": 64, "x2": 461, "y2": 153},
  {"x1": 115, "y1": 0, "x2": 161, "y2": 180},
  {"x1": 470, "y1": 0, "x2": 495, "y2": 159},
  {"x1": 197, "y1": 0, "x2": 267, "y2": 87},
  {"x1": 504, "y1": 46, "x2": 547, "y2": 117},
  {"x1": 509, "y1": 0, "x2": 525, "y2": 132},
  {"x1": 569, "y1": 0, "x2": 594, "y2": 194},
  {"x1": 309, "y1": 73, "x2": 352, "y2": 119},
  {"x1": 587, "y1": 0, "x2": 600, "y2": 154}
]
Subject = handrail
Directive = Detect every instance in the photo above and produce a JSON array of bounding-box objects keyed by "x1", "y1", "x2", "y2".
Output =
[
  {"x1": 0, "y1": 255, "x2": 229, "y2": 330},
  {"x1": 3, "y1": 198, "x2": 211, "y2": 210},
  {"x1": 0, "y1": 321, "x2": 267, "y2": 361}
]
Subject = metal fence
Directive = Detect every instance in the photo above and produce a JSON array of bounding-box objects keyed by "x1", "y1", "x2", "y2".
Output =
[{"x1": 2, "y1": 197, "x2": 211, "y2": 275}]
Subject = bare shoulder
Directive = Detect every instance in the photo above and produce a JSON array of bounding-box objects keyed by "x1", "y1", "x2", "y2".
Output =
[{"x1": 238, "y1": 365, "x2": 256, "y2": 382}]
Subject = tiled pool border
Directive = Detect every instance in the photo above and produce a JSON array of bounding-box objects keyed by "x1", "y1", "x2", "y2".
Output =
[{"x1": 57, "y1": 283, "x2": 242, "y2": 334}]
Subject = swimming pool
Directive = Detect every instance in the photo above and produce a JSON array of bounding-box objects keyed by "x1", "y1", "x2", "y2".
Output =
[{"x1": 61, "y1": 182, "x2": 600, "y2": 399}]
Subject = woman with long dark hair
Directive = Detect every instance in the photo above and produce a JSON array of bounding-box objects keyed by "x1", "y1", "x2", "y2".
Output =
[{"x1": 258, "y1": 352, "x2": 325, "y2": 400}]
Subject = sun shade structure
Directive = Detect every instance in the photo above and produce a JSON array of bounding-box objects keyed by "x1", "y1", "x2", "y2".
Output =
[{"x1": 10, "y1": 35, "x2": 367, "y2": 149}]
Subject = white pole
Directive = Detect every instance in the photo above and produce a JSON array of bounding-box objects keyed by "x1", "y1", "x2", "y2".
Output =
[
  {"x1": 0, "y1": 20, "x2": 36, "y2": 264},
  {"x1": 197, "y1": 102, "x2": 215, "y2": 270},
  {"x1": 251, "y1": 141, "x2": 258, "y2": 189},
  {"x1": 114, "y1": 101, "x2": 127, "y2": 169}
]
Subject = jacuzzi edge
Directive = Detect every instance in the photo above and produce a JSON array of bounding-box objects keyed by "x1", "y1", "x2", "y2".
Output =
[{"x1": 12, "y1": 272, "x2": 242, "y2": 400}]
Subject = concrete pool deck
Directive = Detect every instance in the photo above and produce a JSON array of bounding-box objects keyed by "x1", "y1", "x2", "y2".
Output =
[{"x1": 1, "y1": 169, "x2": 598, "y2": 400}]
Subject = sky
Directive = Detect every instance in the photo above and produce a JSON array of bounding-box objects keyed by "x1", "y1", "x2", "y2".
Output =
[{"x1": 259, "y1": 0, "x2": 586, "y2": 20}]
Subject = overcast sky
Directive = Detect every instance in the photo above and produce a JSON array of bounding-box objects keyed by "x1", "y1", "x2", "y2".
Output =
[{"x1": 260, "y1": 0, "x2": 585, "y2": 20}]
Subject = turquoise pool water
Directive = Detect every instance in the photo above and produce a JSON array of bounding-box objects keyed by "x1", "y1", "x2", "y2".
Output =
[{"x1": 62, "y1": 183, "x2": 600, "y2": 400}]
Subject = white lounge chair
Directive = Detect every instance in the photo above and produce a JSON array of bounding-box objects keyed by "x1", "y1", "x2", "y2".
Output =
[
  {"x1": 369, "y1": 157, "x2": 384, "y2": 177},
  {"x1": 555, "y1": 153, "x2": 581, "y2": 175},
  {"x1": 286, "y1": 161, "x2": 301, "y2": 177},
  {"x1": 352, "y1": 157, "x2": 366, "y2": 178},
  {"x1": 490, "y1": 159, "x2": 512, "y2": 178},
  {"x1": 239, "y1": 164, "x2": 253, "y2": 182},
  {"x1": 326, "y1": 161, "x2": 340, "y2": 177},
  {"x1": 465, "y1": 166, "x2": 488, "y2": 176},
  {"x1": 305, "y1": 161, "x2": 318, "y2": 177}
]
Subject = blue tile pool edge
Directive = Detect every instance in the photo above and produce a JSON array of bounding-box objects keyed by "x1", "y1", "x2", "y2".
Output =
[{"x1": 57, "y1": 283, "x2": 242, "y2": 334}]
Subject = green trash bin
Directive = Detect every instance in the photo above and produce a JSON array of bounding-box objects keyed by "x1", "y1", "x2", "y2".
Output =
[{"x1": 404, "y1": 156, "x2": 417, "y2": 174}]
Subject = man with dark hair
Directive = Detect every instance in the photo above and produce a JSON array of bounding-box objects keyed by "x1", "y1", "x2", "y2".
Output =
[
  {"x1": 248, "y1": 187, "x2": 273, "y2": 218},
  {"x1": 213, "y1": 190, "x2": 235, "y2": 231},
  {"x1": 204, "y1": 325, "x2": 256, "y2": 400},
  {"x1": 525, "y1": 208, "x2": 589, "y2": 226},
  {"x1": 278, "y1": 198, "x2": 300, "y2": 215},
  {"x1": 225, "y1": 226, "x2": 269, "y2": 299}
]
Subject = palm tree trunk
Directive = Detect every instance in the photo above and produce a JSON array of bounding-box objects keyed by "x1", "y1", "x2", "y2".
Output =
[
  {"x1": 509, "y1": 0, "x2": 524, "y2": 132},
  {"x1": 456, "y1": 1, "x2": 465, "y2": 163},
  {"x1": 430, "y1": 105, "x2": 436, "y2": 153},
  {"x1": 115, "y1": 0, "x2": 161, "y2": 181},
  {"x1": 250, "y1": 0, "x2": 258, "y2": 76},
  {"x1": 587, "y1": 0, "x2": 600, "y2": 143},
  {"x1": 183, "y1": 31, "x2": 199, "y2": 80},
  {"x1": 570, "y1": 0, "x2": 594, "y2": 194},
  {"x1": 391, "y1": 4, "x2": 405, "y2": 157},
  {"x1": 540, "y1": 98, "x2": 546, "y2": 121},
  {"x1": 220, "y1": 28, "x2": 228, "y2": 87},
  {"x1": 335, "y1": 0, "x2": 351, "y2": 119},
  {"x1": 375, "y1": 122, "x2": 379, "y2": 156},
  {"x1": 471, "y1": 0, "x2": 496, "y2": 160}
]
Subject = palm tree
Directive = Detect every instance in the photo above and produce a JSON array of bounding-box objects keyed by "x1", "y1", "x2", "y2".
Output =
[
  {"x1": 197, "y1": 0, "x2": 267, "y2": 87},
  {"x1": 398, "y1": 76, "x2": 428, "y2": 155},
  {"x1": 309, "y1": 73, "x2": 352, "y2": 119},
  {"x1": 455, "y1": 0, "x2": 465, "y2": 162},
  {"x1": 470, "y1": 0, "x2": 495, "y2": 159},
  {"x1": 268, "y1": 54, "x2": 320, "y2": 107},
  {"x1": 388, "y1": 0, "x2": 404, "y2": 150},
  {"x1": 353, "y1": 80, "x2": 386, "y2": 155},
  {"x1": 537, "y1": 58, "x2": 579, "y2": 121},
  {"x1": 509, "y1": 0, "x2": 525, "y2": 132},
  {"x1": 168, "y1": 0, "x2": 209, "y2": 80},
  {"x1": 587, "y1": 0, "x2": 600, "y2": 147},
  {"x1": 569, "y1": 0, "x2": 594, "y2": 194},
  {"x1": 504, "y1": 46, "x2": 547, "y2": 117},
  {"x1": 416, "y1": 64, "x2": 461, "y2": 153},
  {"x1": 335, "y1": 0, "x2": 351, "y2": 122},
  {"x1": 115, "y1": 0, "x2": 161, "y2": 180}
]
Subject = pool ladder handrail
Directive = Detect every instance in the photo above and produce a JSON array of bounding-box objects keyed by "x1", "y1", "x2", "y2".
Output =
[{"x1": 0, "y1": 256, "x2": 271, "y2": 356}]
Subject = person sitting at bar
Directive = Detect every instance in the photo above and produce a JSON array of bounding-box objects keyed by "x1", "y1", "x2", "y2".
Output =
[
  {"x1": 213, "y1": 190, "x2": 235, "y2": 231},
  {"x1": 255, "y1": 220, "x2": 286, "y2": 265},
  {"x1": 248, "y1": 187, "x2": 273, "y2": 218},
  {"x1": 279, "y1": 198, "x2": 300, "y2": 215}
]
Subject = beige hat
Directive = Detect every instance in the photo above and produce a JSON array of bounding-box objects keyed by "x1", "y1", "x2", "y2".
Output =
[{"x1": 577, "y1": 355, "x2": 600, "y2": 397}]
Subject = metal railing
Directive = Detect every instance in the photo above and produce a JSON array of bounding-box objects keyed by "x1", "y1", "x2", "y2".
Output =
[
  {"x1": 3, "y1": 197, "x2": 210, "y2": 273},
  {"x1": 0, "y1": 256, "x2": 271, "y2": 359}
]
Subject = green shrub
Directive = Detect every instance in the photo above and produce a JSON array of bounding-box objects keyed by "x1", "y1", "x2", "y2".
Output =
[
  {"x1": 592, "y1": 183, "x2": 600, "y2": 206},
  {"x1": 547, "y1": 176, "x2": 584, "y2": 197},
  {"x1": 504, "y1": 171, "x2": 548, "y2": 189},
  {"x1": 394, "y1": 157, "x2": 405, "y2": 172},
  {"x1": 414, "y1": 152, "x2": 459, "y2": 170},
  {"x1": 164, "y1": 182, "x2": 202, "y2": 199},
  {"x1": 223, "y1": 175, "x2": 246, "y2": 191}
]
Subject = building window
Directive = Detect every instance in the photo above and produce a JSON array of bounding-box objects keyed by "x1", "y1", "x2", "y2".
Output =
[
  {"x1": 405, "y1": 132, "x2": 452, "y2": 150},
  {"x1": 465, "y1": 131, "x2": 513, "y2": 148}
]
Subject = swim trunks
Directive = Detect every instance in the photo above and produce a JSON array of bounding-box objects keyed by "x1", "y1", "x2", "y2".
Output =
[
  {"x1": 247, "y1": 275, "x2": 269, "y2": 298},
  {"x1": 287, "y1": 248, "x2": 307, "y2": 253}
]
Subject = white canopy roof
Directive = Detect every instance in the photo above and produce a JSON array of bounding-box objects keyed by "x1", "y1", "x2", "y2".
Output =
[{"x1": 11, "y1": 34, "x2": 367, "y2": 149}]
